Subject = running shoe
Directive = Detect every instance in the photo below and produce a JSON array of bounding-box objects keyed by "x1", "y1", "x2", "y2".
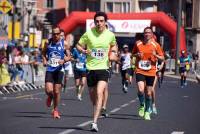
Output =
[
  {"x1": 144, "y1": 112, "x2": 151, "y2": 120},
  {"x1": 46, "y1": 95, "x2": 53, "y2": 107},
  {"x1": 52, "y1": 110, "x2": 61, "y2": 119},
  {"x1": 152, "y1": 105, "x2": 158, "y2": 115},
  {"x1": 77, "y1": 94, "x2": 82, "y2": 101},
  {"x1": 122, "y1": 84, "x2": 128, "y2": 93},
  {"x1": 184, "y1": 82, "x2": 187, "y2": 86},
  {"x1": 91, "y1": 122, "x2": 98, "y2": 132},
  {"x1": 138, "y1": 105, "x2": 145, "y2": 117},
  {"x1": 101, "y1": 108, "x2": 108, "y2": 117}
]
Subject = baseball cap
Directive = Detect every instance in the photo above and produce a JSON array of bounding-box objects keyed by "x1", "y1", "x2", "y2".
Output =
[
  {"x1": 123, "y1": 44, "x2": 128, "y2": 48},
  {"x1": 181, "y1": 50, "x2": 185, "y2": 54}
]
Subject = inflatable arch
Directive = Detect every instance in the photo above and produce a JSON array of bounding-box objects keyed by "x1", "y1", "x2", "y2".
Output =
[{"x1": 58, "y1": 11, "x2": 186, "y2": 51}]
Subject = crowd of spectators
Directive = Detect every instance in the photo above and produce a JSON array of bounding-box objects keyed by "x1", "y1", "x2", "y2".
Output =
[{"x1": 0, "y1": 46, "x2": 42, "y2": 86}]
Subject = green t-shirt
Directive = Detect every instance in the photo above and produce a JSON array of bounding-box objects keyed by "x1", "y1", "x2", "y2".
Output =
[{"x1": 78, "y1": 28, "x2": 116, "y2": 70}]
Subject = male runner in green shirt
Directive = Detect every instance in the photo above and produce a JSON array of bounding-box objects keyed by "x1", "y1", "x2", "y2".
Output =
[{"x1": 76, "y1": 11, "x2": 118, "y2": 132}]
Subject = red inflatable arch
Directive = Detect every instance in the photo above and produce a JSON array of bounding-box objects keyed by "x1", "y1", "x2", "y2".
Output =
[{"x1": 58, "y1": 11, "x2": 186, "y2": 51}]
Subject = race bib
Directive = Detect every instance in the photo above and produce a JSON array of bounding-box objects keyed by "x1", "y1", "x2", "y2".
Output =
[
  {"x1": 91, "y1": 48, "x2": 106, "y2": 59},
  {"x1": 138, "y1": 60, "x2": 151, "y2": 70},
  {"x1": 48, "y1": 58, "x2": 60, "y2": 67},
  {"x1": 76, "y1": 62, "x2": 84, "y2": 69}
]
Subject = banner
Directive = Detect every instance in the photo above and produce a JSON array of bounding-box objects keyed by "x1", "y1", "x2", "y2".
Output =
[{"x1": 86, "y1": 19, "x2": 151, "y2": 33}]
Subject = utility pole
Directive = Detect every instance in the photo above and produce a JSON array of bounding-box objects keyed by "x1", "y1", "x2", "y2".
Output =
[{"x1": 175, "y1": 0, "x2": 182, "y2": 75}]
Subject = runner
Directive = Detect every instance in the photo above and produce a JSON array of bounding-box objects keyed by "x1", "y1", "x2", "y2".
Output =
[
  {"x1": 132, "y1": 27, "x2": 164, "y2": 120},
  {"x1": 76, "y1": 11, "x2": 118, "y2": 131},
  {"x1": 72, "y1": 47, "x2": 87, "y2": 101},
  {"x1": 119, "y1": 44, "x2": 132, "y2": 93},
  {"x1": 178, "y1": 50, "x2": 191, "y2": 88},
  {"x1": 42, "y1": 26, "x2": 71, "y2": 119}
]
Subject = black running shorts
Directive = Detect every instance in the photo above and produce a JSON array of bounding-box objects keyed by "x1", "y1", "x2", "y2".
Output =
[
  {"x1": 136, "y1": 73, "x2": 155, "y2": 86},
  {"x1": 87, "y1": 69, "x2": 110, "y2": 87},
  {"x1": 45, "y1": 70, "x2": 64, "y2": 84},
  {"x1": 74, "y1": 70, "x2": 87, "y2": 79}
]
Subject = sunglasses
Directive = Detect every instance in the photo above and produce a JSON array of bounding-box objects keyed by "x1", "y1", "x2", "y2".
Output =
[{"x1": 53, "y1": 32, "x2": 60, "y2": 35}]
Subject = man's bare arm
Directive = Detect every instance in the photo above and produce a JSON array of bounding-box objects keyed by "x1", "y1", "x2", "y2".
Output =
[{"x1": 109, "y1": 44, "x2": 119, "y2": 61}]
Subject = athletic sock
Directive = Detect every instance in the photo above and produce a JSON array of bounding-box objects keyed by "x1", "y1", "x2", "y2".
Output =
[
  {"x1": 138, "y1": 92, "x2": 145, "y2": 107},
  {"x1": 183, "y1": 76, "x2": 187, "y2": 84},
  {"x1": 125, "y1": 80, "x2": 129, "y2": 87},
  {"x1": 145, "y1": 96, "x2": 152, "y2": 112},
  {"x1": 181, "y1": 76, "x2": 184, "y2": 86}
]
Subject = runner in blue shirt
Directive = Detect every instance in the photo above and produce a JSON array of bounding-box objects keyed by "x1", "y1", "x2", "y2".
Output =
[
  {"x1": 178, "y1": 50, "x2": 191, "y2": 88},
  {"x1": 42, "y1": 26, "x2": 71, "y2": 119},
  {"x1": 72, "y1": 47, "x2": 87, "y2": 101}
]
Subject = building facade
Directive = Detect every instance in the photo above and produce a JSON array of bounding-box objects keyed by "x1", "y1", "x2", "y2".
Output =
[{"x1": 0, "y1": 0, "x2": 199, "y2": 55}]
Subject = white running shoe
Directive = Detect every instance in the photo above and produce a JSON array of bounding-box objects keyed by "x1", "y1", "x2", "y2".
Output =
[
  {"x1": 91, "y1": 123, "x2": 98, "y2": 132},
  {"x1": 77, "y1": 94, "x2": 82, "y2": 101},
  {"x1": 152, "y1": 105, "x2": 158, "y2": 115}
]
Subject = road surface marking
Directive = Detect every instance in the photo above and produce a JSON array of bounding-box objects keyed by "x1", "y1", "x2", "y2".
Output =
[
  {"x1": 171, "y1": 131, "x2": 184, "y2": 134},
  {"x1": 120, "y1": 103, "x2": 129, "y2": 108},
  {"x1": 58, "y1": 98, "x2": 137, "y2": 134},
  {"x1": 110, "y1": 108, "x2": 121, "y2": 113}
]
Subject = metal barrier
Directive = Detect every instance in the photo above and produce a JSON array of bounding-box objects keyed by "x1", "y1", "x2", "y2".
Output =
[{"x1": 0, "y1": 63, "x2": 45, "y2": 95}]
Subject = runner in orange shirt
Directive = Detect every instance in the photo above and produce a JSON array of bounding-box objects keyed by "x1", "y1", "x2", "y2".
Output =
[{"x1": 132, "y1": 27, "x2": 164, "y2": 120}]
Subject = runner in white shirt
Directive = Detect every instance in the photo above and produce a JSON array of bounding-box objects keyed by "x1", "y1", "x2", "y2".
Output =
[{"x1": 119, "y1": 44, "x2": 132, "y2": 93}]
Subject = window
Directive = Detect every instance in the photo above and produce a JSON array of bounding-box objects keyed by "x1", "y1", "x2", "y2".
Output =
[
  {"x1": 87, "y1": 1, "x2": 100, "y2": 11},
  {"x1": 139, "y1": 1, "x2": 156, "y2": 12},
  {"x1": 115, "y1": 2, "x2": 121, "y2": 13},
  {"x1": 106, "y1": 2, "x2": 113, "y2": 12},
  {"x1": 47, "y1": 0, "x2": 54, "y2": 8},
  {"x1": 122, "y1": 2, "x2": 130, "y2": 13},
  {"x1": 186, "y1": 2, "x2": 192, "y2": 27},
  {"x1": 105, "y1": 1, "x2": 131, "y2": 13}
]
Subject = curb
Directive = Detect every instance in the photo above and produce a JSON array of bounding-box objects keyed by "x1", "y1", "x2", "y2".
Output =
[{"x1": 165, "y1": 72, "x2": 198, "y2": 83}]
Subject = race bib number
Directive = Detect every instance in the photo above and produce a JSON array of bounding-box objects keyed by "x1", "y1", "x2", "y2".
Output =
[
  {"x1": 91, "y1": 48, "x2": 106, "y2": 59},
  {"x1": 138, "y1": 60, "x2": 151, "y2": 70},
  {"x1": 48, "y1": 58, "x2": 60, "y2": 67},
  {"x1": 76, "y1": 62, "x2": 84, "y2": 69}
]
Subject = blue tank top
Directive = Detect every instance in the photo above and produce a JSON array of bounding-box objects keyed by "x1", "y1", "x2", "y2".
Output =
[
  {"x1": 72, "y1": 48, "x2": 86, "y2": 72},
  {"x1": 46, "y1": 39, "x2": 65, "y2": 72},
  {"x1": 179, "y1": 55, "x2": 191, "y2": 68}
]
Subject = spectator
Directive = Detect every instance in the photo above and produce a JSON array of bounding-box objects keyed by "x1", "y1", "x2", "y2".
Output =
[
  {"x1": 0, "y1": 48, "x2": 10, "y2": 85},
  {"x1": 7, "y1": 47, "x2": 19, "y2": 82},
  {"x1": 21, "y1": 50, "x2": 30, "y2": 82},
  {"x1": 14, "y1": 50, "x2": 24, "y2": 81}
]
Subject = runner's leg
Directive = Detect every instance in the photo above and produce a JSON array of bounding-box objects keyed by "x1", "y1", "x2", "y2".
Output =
[{"x1": 93, "y1": 81, "x2": 107, "y2": 123}]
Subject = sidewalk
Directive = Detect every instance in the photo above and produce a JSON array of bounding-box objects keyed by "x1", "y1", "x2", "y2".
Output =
[{"x1": 165, "y1": 71, "x2": 198, "y2": 83}]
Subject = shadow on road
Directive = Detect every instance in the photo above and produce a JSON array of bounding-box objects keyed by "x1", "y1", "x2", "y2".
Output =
[
  {"x1": 39, "y1": 126, "x2": 91, "y2": 132},
  {"x1": 106, "y1": 113, "x2": 142, "y2": 121}
]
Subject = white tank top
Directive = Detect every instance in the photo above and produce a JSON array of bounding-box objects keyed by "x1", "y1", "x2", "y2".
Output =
[{"x1": 121, "y1": 53, "x2": 131, "y2": 70}]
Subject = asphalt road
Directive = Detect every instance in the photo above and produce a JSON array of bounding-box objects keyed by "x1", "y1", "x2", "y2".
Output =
[{"x1": 0, "y1": 75, "x2": 200, "y2": 134}]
